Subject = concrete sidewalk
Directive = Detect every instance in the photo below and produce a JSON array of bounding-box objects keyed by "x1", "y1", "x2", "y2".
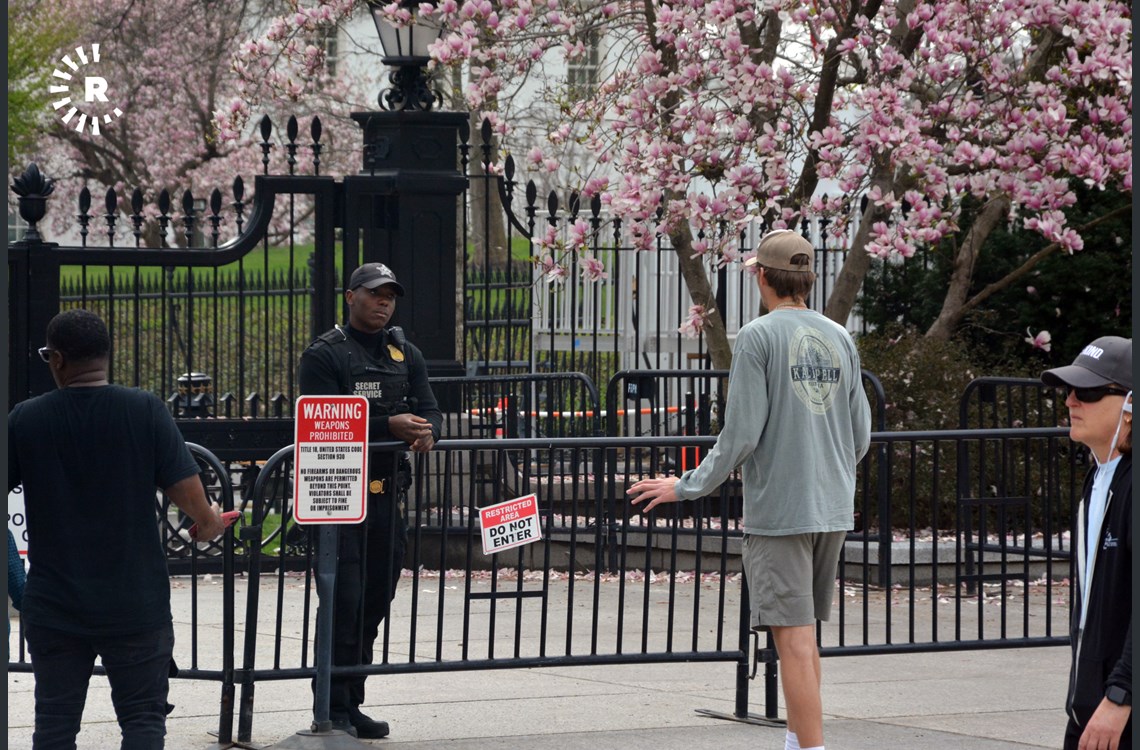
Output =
[{"x1": 7, "y1": 574, "x2": 1071, "y2": 750}]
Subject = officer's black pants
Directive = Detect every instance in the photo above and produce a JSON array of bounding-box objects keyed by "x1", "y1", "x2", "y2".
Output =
[{"x1": 312, "y1": 491, "x2": 406, "y2": 718}]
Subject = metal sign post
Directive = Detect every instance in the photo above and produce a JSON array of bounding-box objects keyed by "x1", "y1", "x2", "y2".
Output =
[{"x1": 268, "y1": 396, "x2": 371, "y2": 750}]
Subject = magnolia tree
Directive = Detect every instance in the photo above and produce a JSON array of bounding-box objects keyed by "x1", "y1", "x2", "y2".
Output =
[
  {"x1": 12, "y1": 0, "x2": 379, "y2": 246},
  {"x1": 223, "y1": 0, "x2": 1130, "y2": 368}
]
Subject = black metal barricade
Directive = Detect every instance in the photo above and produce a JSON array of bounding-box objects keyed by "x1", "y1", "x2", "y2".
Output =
[
  {"x1": 6, "y1": 427, "x2": 1079, "y2": 743},
  {"x1": 214, "y1": 425, "x2": 1078, "y2": 743},
  {"x1": 823, "y1": 427, "x2": 1076, "y2": 657},
  {"x1": 603, "y1": 369, "x2": 892, "y2": 581},
  {"x1": 958, "y1": 378, "x2": 1074, "y2": 594},
  {"x1": 959, "y1": 377, "x2": 1068, "y2": 430},
  {"x1": 228, "y1": 437, "x2": 751, "y2": 744}
]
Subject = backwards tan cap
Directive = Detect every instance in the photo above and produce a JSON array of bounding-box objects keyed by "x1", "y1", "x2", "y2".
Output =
[{"x1": 744, "y1": 229, "x2": 814, "y2": 272}]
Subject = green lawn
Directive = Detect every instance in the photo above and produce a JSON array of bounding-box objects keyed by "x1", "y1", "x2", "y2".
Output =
[
  {"x1": 62, "y1": 236, "x2": 537, "y2": 285},
  {"x1": 224, "y1": 510, "x2": 296, "y2": 557},
  {"x1": 61, "y1": 243, "x2": 323, "y2": 284}
]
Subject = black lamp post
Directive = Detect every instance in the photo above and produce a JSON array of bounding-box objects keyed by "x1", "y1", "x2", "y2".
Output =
[
  {"x1": 369, "y1": 0, "x2": 444, "y2": 111},
  {"x1": 348, "y1": 0, "x2": 468, "y2": 393}
]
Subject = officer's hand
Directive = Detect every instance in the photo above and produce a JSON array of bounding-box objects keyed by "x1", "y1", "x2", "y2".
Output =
[
  {"x1": 390, "y1": 413, "x2": 434, "y2": 448},
  {"x1": 409, "y1": 433, "x2": 435, "y2": 453}
]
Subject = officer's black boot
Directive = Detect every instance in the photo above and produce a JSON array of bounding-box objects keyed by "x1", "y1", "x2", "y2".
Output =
[{"x1": 347, "y1": 706, "x2": 390, "y2": 739}]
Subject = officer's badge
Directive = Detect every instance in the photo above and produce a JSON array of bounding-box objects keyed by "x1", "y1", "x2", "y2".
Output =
[
  {"x1": 369, "y1": 479, "x2": 386, "y2": 494},
  {"x1": 387, "y1": 344, "x2": 405, "y2": 362}
]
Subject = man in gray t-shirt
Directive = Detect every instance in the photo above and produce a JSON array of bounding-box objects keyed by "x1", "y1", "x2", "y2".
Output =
[{"x1": 628, "y1": 230, "x2": 871, "y2": 750}]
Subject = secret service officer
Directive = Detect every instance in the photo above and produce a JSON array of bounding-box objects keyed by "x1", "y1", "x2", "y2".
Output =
[{"x1": 297, "y1": 262, "x2": 442, "y2": 738}]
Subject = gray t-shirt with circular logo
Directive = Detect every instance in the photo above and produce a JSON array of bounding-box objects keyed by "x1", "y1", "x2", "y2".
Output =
[{"x1": 674, "y1": 309, "x2": 871, "y2": 535}]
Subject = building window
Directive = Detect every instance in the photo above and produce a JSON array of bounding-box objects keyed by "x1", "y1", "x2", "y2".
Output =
[
  {"x1": 315, "y1": 23, "x2": 338, "y2": 77},
  {"x1": 567, "y1": 30, "x2": 600, "y2": 98}
]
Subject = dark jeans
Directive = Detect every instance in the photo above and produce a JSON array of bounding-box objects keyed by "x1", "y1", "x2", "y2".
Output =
[
  {"x1": 312, "y1": 492, "x2": 407, "y2": 718},
  {"x1": 24, "y1": 621, "x2": 175, "y2": 750}
]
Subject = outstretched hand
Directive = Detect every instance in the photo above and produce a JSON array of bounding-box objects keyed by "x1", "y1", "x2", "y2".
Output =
[
  {"x1": 626, "y1": 476, "x2": 680, "y2": 512},
  {"x1": 188, "y1": 502, "x2": 225, "y2": 541}
]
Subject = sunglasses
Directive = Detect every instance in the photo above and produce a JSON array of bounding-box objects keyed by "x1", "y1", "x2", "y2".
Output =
[
  {"x1": 1064, "y1": 385, "x2": 1128, "y2": 403},
  {"x1": 37, "y1": 346, "x2": 55, "y2": 363}
]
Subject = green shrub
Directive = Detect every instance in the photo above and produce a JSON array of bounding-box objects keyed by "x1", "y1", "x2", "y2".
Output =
[
  {"x1": 856, "y1": 327, "x2": 1078, "y2": 534},
  {"x1": 858, "y1": 327, "x2": 980, "y2": 431}
]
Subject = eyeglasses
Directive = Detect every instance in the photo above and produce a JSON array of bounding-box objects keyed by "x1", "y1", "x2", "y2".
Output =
[
  {"x1": 1065, "y1": 385, "x2": 1128, "y2": 403},
  {"x1": 37, "y1": 347, "x2": 54, "y2": 363}
]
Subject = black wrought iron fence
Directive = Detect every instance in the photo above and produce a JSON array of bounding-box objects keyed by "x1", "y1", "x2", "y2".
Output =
[
  {"x1": 464, "y1": 267, "x2": 533, "y2": 369},
  {"x1": 60, "y1": 268, "x2": 315, "y2": 409},
  {"x1": 12, "y1": 116, "x2": 950, "y2": 429}
]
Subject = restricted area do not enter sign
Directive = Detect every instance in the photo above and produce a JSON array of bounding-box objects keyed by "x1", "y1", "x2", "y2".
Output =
[
  {"x1": 479, "y1": 493, "x2": 542, "y2": 555},
  {"x1": 293, "y1": 395, "x2": 369, "y2": 525}
]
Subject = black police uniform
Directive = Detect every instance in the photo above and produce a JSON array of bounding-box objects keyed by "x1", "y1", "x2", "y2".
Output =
[{"x1": 297, "y1": 323, "x2": 442, "y2": 726}]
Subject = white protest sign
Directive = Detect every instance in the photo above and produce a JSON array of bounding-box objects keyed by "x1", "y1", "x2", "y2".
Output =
[
  {"x1": 479, "y1": 493, "x2": 542, "y2": 555},
  {"x1": 293, "y1": 396, "x2": 369, "y2": 525},
  {"x1": 8, "y1": 486, "x2": 28, "y2": 557}
]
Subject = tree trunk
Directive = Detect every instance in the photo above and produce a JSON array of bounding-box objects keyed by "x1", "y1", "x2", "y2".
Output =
[
  {"x1": 468, "y1": 127, "x2": 510, "y2": 269},
  {"x1": 822, "y1": 192, "x2": 892, "y2": 325},
  {"x1": 641, "y1": 5, "x2": 734, "y2": 369},
  {"x1": 669, "y1": 215, "x2": 733, "y2": 370},
  {"x1": 466, "y1": 59, "x2": 509, "y2": 271},
  {"x1": 925, "y1": 194, "x2": 1010, "y2": 341}
]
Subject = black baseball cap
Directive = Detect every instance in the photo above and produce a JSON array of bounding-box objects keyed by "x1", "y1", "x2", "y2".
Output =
[
  {"x1": 1041, "y1": 336, "x2": 1132, "y2": 391},
  {"x1": 348, "y1": 263, "x2": 405, "y2": 296}
]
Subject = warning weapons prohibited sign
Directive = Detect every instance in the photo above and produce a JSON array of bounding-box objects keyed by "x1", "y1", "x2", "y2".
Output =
[
  {"x1": 479, "y1": 493, "x2": 542, "y2": 555},
  {"x1": 293, "y1": 396, "x2": 369, "y2": 525}
]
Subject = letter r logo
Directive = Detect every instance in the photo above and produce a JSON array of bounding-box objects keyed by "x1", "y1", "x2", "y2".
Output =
[{"x1": 84, "y1": 77, "x2": 108, "y2": 102}]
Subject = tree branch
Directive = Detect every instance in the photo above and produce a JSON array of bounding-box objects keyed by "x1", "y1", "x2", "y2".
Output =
[
  {"x1": 925, "y1": 193, "x2": 1011, "y2": 340},
  {"x1": 958, "y1": 204, "x2": 1131, "y2": 315}
]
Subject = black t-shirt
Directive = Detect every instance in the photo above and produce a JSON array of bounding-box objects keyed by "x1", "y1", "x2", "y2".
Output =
[{"x1": 8, "y1": 385, "x2": 200, "y2": 635}]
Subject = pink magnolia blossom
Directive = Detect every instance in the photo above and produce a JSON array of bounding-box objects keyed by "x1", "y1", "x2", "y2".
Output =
[
  {"x1": 566, "y1": 219, "x2": 591, "y2": 249},
  {"x1": 1025, "y1": 328, "x2": 1053, "y2": 352},
  {"x1": 678, "y1": 304, "x2": 707, "y2": 338},
  {"x1": 580, "y1": 255, "x2": 608, "y2": 282},
  {"x1": 535, "y1": 254, "x2": 567, "y2": 285}
]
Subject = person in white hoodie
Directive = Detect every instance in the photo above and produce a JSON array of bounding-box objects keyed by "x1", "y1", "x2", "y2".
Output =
[
  {"x1": 1042, "y1": 336, "x2": 1132, "y2": 750},
  {"x1": 628, "y1": 230, "x2": 871, "y2": 750}
]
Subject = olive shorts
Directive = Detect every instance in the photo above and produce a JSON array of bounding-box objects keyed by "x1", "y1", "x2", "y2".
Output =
[{"x1": 742, "y1": 531, "x2": 846, "y2": 629}]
